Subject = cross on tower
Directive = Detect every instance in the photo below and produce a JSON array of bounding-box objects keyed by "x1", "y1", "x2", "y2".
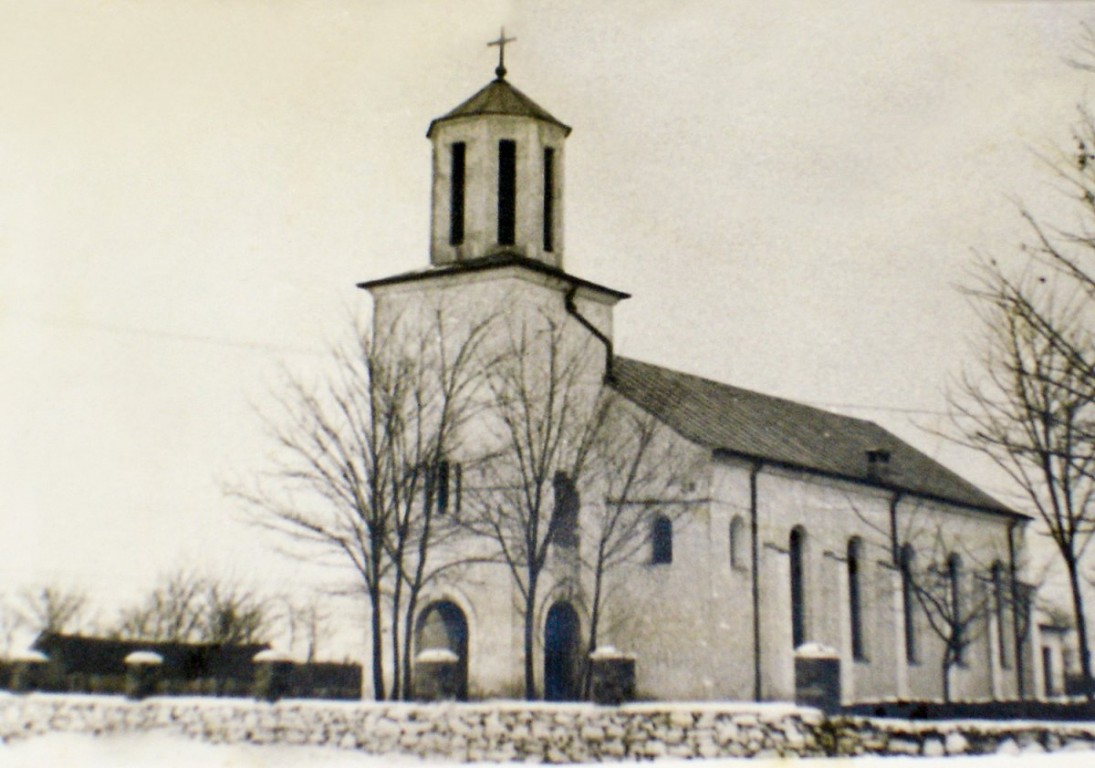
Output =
[{"x1": 487, "y1": 27, "x2": 516, "y2": 80}]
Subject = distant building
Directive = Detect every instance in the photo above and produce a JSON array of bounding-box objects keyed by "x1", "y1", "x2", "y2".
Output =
[{"x1": 357, "y1": 53, "x2": 1040, "y2": 703}]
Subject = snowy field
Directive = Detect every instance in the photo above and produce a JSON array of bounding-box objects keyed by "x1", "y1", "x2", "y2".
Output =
[{"x1": 1, "y1": 733, "x2": 1095, "y2": 768}]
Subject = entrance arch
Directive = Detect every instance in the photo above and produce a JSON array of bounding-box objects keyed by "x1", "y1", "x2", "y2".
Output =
[
  {"x1": 543, "y1": 601, "x2": 581, "y2": 701},
  {"x1": 414, "y1": 600, "x2": 468, "y2": 700}
]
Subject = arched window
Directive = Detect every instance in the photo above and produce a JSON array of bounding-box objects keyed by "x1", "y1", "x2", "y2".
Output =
[
  {"x1": 848, "y1": 537, "x2": 865, "y2": 661},
  {"x1": 729, "y1": 516, "x2": 746, "y2": 570},
  {"x1": 424, "y1": 459, "x2": 461, "y2": 516},
  {"x1": 651, "y1": 515, "x2": 673, "y2": 565},
  {"x1": 789, "y1": 526, "x2": 807, "y2": 649},
  {"x1": 900, "y1": 544, "x2": 917, "y2": 664},
  {"x1": 550, "y1": 472, "x2": 579, "y2": 549},
  {"x1": 992, "y1": 561, "x2": 1011, "y2": 669},
  {"x1": 948, "y1": 553, "x2": 964, "y2": 664}
]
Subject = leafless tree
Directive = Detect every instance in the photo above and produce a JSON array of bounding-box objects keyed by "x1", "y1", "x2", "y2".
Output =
[
  {"x1": 112, "y1": 570, "x2": 271, "y2": 644},
  {"x1": 901, "y1": 525, "x2": 994, "y2": 702},
  {"x1": 576, "y1": 397, "x2": 701, "y2": 697},
  {"x1": 282, "y1": 593, "x2": 333, "y2": 663},
  {"x1": 951, "y1": 232, "x2": 1095, "y2": 697},
  {"x1": 18, "y1": 585, "x2": 89, "y2": 636},
  {"x1": 0, "y1": 596, "x2": 24, "y2": 657},
  {"x1": 461, "y1": 315, "x2": 608, "y2": 699},
  {"x1": 238, "y1": 307, "x2": 494, "y2": 700}
]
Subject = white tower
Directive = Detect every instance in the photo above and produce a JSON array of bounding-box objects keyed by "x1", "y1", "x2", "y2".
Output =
[
  {"x1": 426, "y1": 32, "x2": 570, "y2": 268},
  {"x1": 360, "y1": 34, "x2": 626, "y2": 383}
]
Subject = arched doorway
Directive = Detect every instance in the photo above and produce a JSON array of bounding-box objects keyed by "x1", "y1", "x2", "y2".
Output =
[
  {"x1": 543, "y1": 601, "x2": 581, "y2": 701},
  {"x1": 414, "y1": 600, "x2": 468, "y2": 700}
]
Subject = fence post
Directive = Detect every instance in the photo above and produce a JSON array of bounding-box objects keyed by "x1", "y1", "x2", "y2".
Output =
[
  {"x1": 10, "y1": 649, "x2": 49, "y2": 693},
  {"x1": 589, "y1": 646, "x2": 636, "y2": 705},
  {"x1": 413, "y1": 648, "x2": 460, "y2": 701},
  {"x1": 794, "y1": 643, "x2": 841, "y2": 714},
  {"x1": 253, "y1": 649, "x2": 295, "y2": 702},
  {"x1": 124, "y1": 651, "x2": 163, "y2": 700}
]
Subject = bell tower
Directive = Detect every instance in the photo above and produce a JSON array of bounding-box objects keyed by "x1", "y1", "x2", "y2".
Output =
[{"x1": 427, "y1": 30, "x2": 570, "y2": 268}]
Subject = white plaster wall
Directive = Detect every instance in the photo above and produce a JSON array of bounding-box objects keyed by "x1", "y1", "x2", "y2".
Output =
[
  {"x1": 363, "y1": 268, "x2": 1028, "y2": 705},
  {"x1": 741, "y1": 465, "x2": 1023, "y2": 704}
]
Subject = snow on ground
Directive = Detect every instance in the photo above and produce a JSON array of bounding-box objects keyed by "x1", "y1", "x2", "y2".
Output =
[{"x1": 1, "y1": 733, "x2": 1094, "y2": 768}]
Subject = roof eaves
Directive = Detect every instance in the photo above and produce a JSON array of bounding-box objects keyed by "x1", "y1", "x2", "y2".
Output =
[
  {"x1": 357, "y1": 256, "x2": 630, "y2": 301},
  {"x1": 708, "y1": 445, "x2": 1028, "y2": 521}
]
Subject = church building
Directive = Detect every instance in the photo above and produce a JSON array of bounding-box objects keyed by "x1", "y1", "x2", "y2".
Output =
[{"x1": 358, "y1": 43, "x2": 1039, "y2": 705}]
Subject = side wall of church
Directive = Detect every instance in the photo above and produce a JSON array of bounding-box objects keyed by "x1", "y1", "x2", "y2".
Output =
[
  {"x1": 592, "y1": 424, "x2": 723, "y2": 701},
  {"x1": 743, "y1": 464, "x2": 1023, "y2": 704}
]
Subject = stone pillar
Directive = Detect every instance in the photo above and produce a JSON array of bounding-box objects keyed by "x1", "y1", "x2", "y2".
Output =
[
  {"x1": 588, "y1": 646, "x2": 636, "y2": 705},
  {"x1": 9, "y1": 649, "x2": 49, "y2": 693},
  {"x1": 414, "y1": 648, "x2": 460, "y2": 701},
  {"x1": 794, "y1": 643, "x2": 841, "y2": 714},
  {"x1": 124, "y1": 651, "x2": 163, "y2": 700},
  {"x1": 253, "y1": 649, "x2": 295, "y2": 702}
]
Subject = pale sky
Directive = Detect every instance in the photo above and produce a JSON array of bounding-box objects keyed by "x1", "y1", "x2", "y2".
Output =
[{"x1": 2, "y1": 0, "x2": 1094, "y2": 653}]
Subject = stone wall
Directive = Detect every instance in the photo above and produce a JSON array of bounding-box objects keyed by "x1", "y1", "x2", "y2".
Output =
[{"x1": 2, "y1": 694, "x2": 1094, "y2": 762}]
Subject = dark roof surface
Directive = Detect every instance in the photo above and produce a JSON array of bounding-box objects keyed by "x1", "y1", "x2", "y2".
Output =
[
  {"x1": 427, "y1": 78, "x2": 571, "y2": 137},
  {"x1": 357, "y1": 252, "x2": 629, "y2": 301},
  {"x1": 611, "y1": 357, "x2": 1020, "y2": 517}
]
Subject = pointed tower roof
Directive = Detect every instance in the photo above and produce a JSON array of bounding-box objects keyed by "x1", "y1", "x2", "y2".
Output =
[{"x1": 426, "y1": 78, "x2": 572, "y2": 138}]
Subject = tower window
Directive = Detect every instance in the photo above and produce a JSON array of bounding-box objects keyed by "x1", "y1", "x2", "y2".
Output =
[
  {"x1": 424, "y1": 460, "x2": 461, "y2": 516},
  {"x1": 436, "y1": 461, "x2": 449, "y2": 514},
  {"x1": 449, "y1": 143, "x2": 465, "y2": 246},
  {"x1": 543, "y1": 148, "x2": 555, "y2": 252},
  {"x1": 498, "y1": 140, "x2": 516, "y2": 246},
  {"x1": 550, "y1": 472, "x2": 578, "y2": 548}
]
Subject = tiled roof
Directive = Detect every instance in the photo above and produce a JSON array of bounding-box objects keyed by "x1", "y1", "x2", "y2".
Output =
[
  {"x1": 611, "y1": 356, "x2": 1020, "y2": 517},
  {"x1": 427, "y1": 78, "x2": 571, "y2": 137}
]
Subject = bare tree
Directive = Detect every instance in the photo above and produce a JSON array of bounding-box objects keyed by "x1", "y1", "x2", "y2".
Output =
[
  {"x1": 238, "y1": 307, "x2": 494, "y2": 700},
  {"x1": 461, "y1": 315, "x2": 607, "y2": 699},
  {"x1": 282, "y1": 593, "x2": 333, "y2": 663},
  {"x1": 112, "y1": 570, "x2": 271, "y2": 644},
  {"x1": 18, "y1": 585, "x2": 89, "y2": 636},
  {"x1": 951, "y1": 254, "x2": 1095, "y2": 697},
  {"x1": 0, "y1": 595, "x2": 24, "y2": 657},
  {"x1": 902, "y1": 526, "x2": 994, "y2": 702},
  {"x1": 577, "y1": 396, "x2": 701, "y2": 696}
]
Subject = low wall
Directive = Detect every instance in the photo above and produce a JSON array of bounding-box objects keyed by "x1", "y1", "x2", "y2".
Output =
[{"x1": 2, "y1": 693, "x2": 1095, "y2": 762}]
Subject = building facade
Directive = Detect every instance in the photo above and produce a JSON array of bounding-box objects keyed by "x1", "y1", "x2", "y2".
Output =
[{"x1": 358, "y1": 62, "x2": 1038, "y2": 704}]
